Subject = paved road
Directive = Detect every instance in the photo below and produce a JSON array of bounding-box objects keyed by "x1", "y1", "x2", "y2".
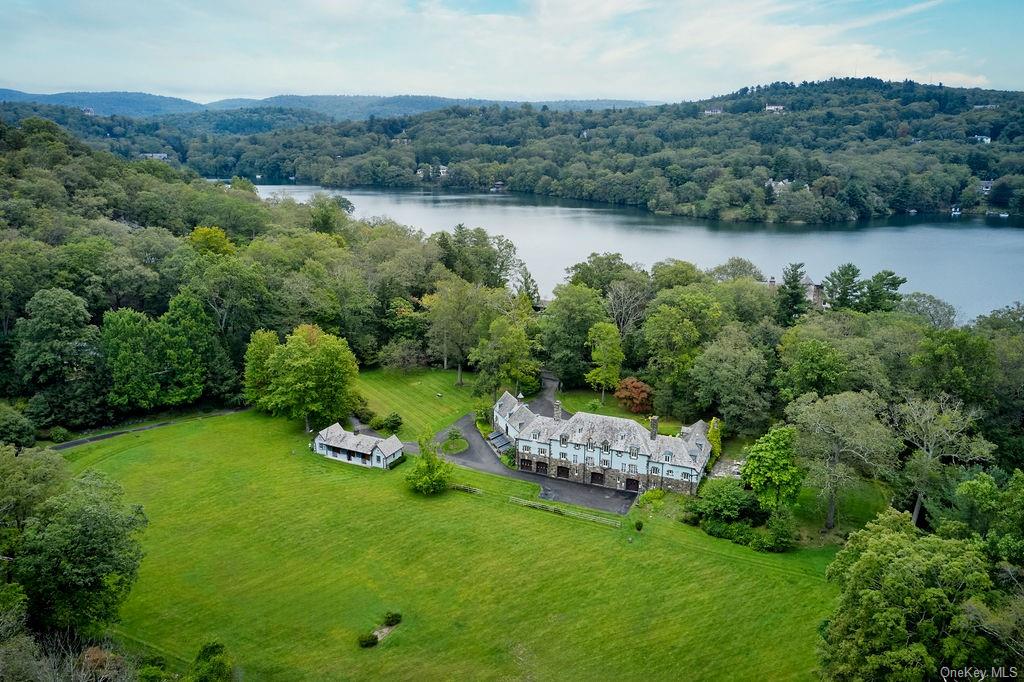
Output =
[{"x1": 437, "y1": 406, "x2": 636, "y2": 515}]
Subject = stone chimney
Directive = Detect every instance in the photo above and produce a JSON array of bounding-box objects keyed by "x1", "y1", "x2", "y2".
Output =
[
  {"x1": 649, "y1": 416, "x2": 659, "y2": 440},
  {"x1": 553, "y1": 400, "x2": 561, "y2": 421}
]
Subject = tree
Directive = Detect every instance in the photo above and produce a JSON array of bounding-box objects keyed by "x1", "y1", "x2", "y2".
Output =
[
  {"x1": 820, "y1": 509, "x2": 997, "y2": 680},
  {"x1": 186, "y1": 226, "x2": 235, "y2": 256},
  {"x1": 614, "y1": 377, "x2": 653, "y2": 414},
  {"x1": 257, "y1": 325, "x2": 360, "y2": 432},
  {"x1": 775, "y1": 262, "x2": 809, "y2": 326},
  {"x1": 424, "y1": 277, "x2": 502, "y2": 386},
  {"x1": 912, "y1": 329, "x2": 998, "y2": 408},
  {"x1": 741, "y1": 426, "x2": 804, "y2": 511},
  {"x1": 690, "y1": 324, "x2": 771, "y2": 434},
  {"x1": 538, "y1": 284, "x2": 609, "y2": 388},
  {"x1": 708, "y1": 257, "x2": 764, "y2": 282},
  {"x1": 15, "y1": 472, "x2": 147, "y2": 632},
  {"x1": 469, "y1": 316, "x2": 538, "y2": 401},
  {"x1": 786, "y1": 391, "x2": 901, "y2": 530},
  {"x1": 897, "y1": 292, "x2": 957, "y2": 329},
  {"x1": 186, "y1": 641, "x2": 235, "y2": 682},
  {"x1": 651, "y1": 259, "x2": 706, "y2": 291},
  {"x1": 775, "y1": 338, "x2": 849, "y2": 402},
  {"x1": 857, "y1": 270, "x2": 906, "y2": 312},
  {"x1": 101, "y1": 309, "x2": 160, "y2": 411},
  {"x1": 406, "y1": 437, "x2": 453, "y2": 495},
  {"x1": 605, "y1": 274, "x2": 651, "y2": 336},
  {"x1": 155, "y1": 292, "x2": 229, "y2": 404},
  {"x1": 0, "y1": 406, "x2": 35, "y2": 449},
  {"x1": 307, "y1": 193, "x2": 349, "y2": 234},
  {"x1": 242, "y1": 330, "x2": 279, "y2": 406},
  {"x1": 565, "y1": 252, "x2": 638, "y2": 296},
  {"x1": 516, "y1": 267, "x2": 541, "y2": 308},
  {"x1": 822, "y1": 263, "x2": 864, "y2": 310},
  {"x1": 891, "y1": 393, "x2": 995, "y2": 525},
  {"x1": 585, "y1": 322, "x2": 624, "y2": 404},
  {"x1": 0, "y1": 445, "x2": 67, "y2": 541}
]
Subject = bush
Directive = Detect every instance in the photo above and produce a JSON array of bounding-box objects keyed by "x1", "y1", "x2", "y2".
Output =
[
  {"x1": 694, "y1": 478, "x2": 754, "y2": 522},
  {"x1": 634, "y1": 519, "x2": 644, "y2": 532},
  {"x1": 699, "y1": 518, "x2": 754, "y2": 546},
  {"x1": 48, "y1": 426, "x2": 70, "y2": 444},
  {"x1": 383, "y1": 611, "x2": 402, "y2": 627},
  {"x1": 187, "y1": 641, "x2": 234, "y2": 681},
  {"x1": 387, "y1": 454, "x2": 407, "y2": 470},
  {"x1": 585, "y1": 398, "x2": 601, "y2": 412},
  {"x1": 371, "y1": 412, "x2": 403, "y2": 435},
  {"x1": 358, "y1": 633, "x2": 378, "y2": 648},
  {"x1": 636, "y1": 487, "x2": 666, "y2": 509},
  {"x1": 445, "y1": 428, "x2": 462, "y2": 443},
  {"x1": 473, "y1": 396, "x2": 494, "y2": 426}
]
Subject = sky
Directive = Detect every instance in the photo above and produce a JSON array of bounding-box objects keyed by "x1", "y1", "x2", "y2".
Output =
[{"x1": 1, "y1": 0, "x2": 1021, "y2": 103}]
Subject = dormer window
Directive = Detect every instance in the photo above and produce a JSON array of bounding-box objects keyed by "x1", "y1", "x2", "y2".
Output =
[
  {"x1": 601, "y1": 440, "x2": 610, "y2": 453},
  {"x1": 533, "y1": 430, "x2": 540, "y2": 440},
  {"x1": 560, "y1": 434, "x2": 568, "y2": 446},
  {"x1": 664, "y1": 454, "x2": 671, "y2": 462}
]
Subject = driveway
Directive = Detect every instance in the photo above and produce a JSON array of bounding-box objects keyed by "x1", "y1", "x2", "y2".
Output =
[{"x1": 435, "y1": 411, "x2": 636, "y2": 515}]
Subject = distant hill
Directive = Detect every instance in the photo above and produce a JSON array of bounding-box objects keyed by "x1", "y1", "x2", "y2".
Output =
[
  {"x1": 0, "y1": 88, "x2": 203, "y2": 117},
  {"x1": 0, "y1": 87, "x2": 652, "y2": 120},
  {"x1": 204, "y1": 94, "x2": 655, "y2": 119}
]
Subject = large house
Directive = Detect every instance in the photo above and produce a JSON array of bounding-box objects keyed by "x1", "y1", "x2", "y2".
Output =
[
  {"x1": 313, "y1": 423, "x2": 404, "y2": 469},
  {"x1": 493, "y1": 392, "x2": 711, "y2": 494}
]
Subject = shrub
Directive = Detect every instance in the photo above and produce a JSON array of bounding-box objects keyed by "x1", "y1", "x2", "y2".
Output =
[
  {"x1": 473, "y1": 396, "x2": 494, "y2": 426},
  {"x1": 705, "y1": 417, "x2": 723, "y2": 472},
  {"x1": 387, "y1": 454, "x2": 407, "y2": 470},
  {"x1": 634, "y1": 519, "x2": 644, "y2": 532},
  {"x1": 636, "y1": 487, "x2": 666, "y2": 508},
  {"x1": 699, "y1": 518, "x2": 754, "y2": 546},
  {"x1": 445, "y1": 428, "x2": 462, "y2": 443},
  {"x1": 694, "y1": 478, "x2": 752, "y2": 522},
  {"x1": 358, "y1": 633, "x2": 379, "y2": 648},
  {"x1": 187, "y1": 641, "x2": 234, "y2": 681},
  {"x1": 383, "y1": 611, "x2": 402, "y2": 627},
  {"x1": 380, "y1": 412, "x2": 403, "y2": 434},
  {"x1": 48, "y1": 426, "x2": 70, "y2": 444}
]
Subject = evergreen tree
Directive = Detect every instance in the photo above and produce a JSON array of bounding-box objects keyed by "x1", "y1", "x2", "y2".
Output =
[{"x1": 775, "y1": 262, "x2": 810, "y2": 326}]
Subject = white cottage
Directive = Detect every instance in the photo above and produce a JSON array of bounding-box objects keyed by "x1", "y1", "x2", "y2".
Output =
[{"x1": 313, "y1": 423, "x2": 404, "y2": 469}]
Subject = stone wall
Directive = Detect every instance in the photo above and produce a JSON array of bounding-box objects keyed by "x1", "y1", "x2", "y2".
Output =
[{"x1": 516, "y1": 449, "x2": 696, "y2": 494}]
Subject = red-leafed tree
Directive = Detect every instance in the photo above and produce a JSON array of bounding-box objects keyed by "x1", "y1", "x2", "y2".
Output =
[{"x1": 614, "y1": 377, "x2": 654, "y2": 414}]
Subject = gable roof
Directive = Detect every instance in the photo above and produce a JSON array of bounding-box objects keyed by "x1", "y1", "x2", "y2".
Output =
[
  {"x1": 315, "y1": 423, "x2": 403, "y2": 457},
  {"x1": 495, "y1": 391, "x2": 519, "y2": 419},
  {"x1": 518, "y1": 411, "x2": 711, "y2": 471}
]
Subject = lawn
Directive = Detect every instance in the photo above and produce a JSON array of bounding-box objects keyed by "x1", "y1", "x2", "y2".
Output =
[
  {"x1": 555, "y1": 389, "x2": 683, "y2": 434},
  {"x1": 66, "y1": 411, "x2": 838, "y2": 681},
  {"x1": 354, "y1": 368, "x2": 477, "y2": 440},
  {"x1": 793, "y1": 478, "x2": 891, "y2": 546}
]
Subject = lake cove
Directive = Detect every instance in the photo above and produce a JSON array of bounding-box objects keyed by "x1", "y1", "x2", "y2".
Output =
[{"x1": 258, "y1": 186, "x2": 1024, "y2": 320}]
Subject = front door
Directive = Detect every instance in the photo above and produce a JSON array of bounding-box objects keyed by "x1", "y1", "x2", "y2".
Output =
[
  {"x1": 590, "y1": 472, "x2": 605, "y2": 486},
  {"x1": 625, "y1": 478, "x2": 640, "y2": 492},
  {"x1": 535, "y1": 461, "x2": 548, "y2": 475},
  {"x1": 556, "y1": 466, "x2": 570, "y2": 479}
]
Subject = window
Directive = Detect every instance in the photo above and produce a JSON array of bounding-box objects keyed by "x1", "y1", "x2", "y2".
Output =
[
  {"x1": 651, "y1": 466, "x2": 660, "y2": 475},
  {"x1": 560, "y1": 452, "x2": 568, "y2": 460},
  {"x1": 574, "y1": 443, "x2": 580, "y2": 450},
  {"x1": 601, "y1": 458, "x2": 610, "y2": 468},
  {"x1": 560, "y1": 435, "x2": 568, "y2": 446},
  {"x1": 538, "y1": 448, "x2": 547, "y2": 455},
  {"x1": 376, "y1": 455, "x2": 381, "y2": 463},
  {"x1": 629, "y1": 447, "x2": 638, "y2": 459},
  {"x1": 628, "y1": 464, "x2": 638, "y2": 474},
  {"x1": 602, "y1": 441, "x2": 610, "y2": 453},
  {"x1": 620, "y1": 464, "x2": 626, "y2": 472},
  {"x1": 586, "y1": 441, "x2": 594, "y2": 451},
  {"x1": 533, "y1": 430, "x2": 541, "y2": 439},
  {"x1": 585, "y1": 456, "x2": 595, "y2": 466},
  {"x1": 523, "y1": 445, "x2": 531, "y2": 453},
  {"x1": 573, "y1": 455, "x2": 578, "y2": 463},
  {"x1": 666, "y1": 469, "x2": 674, "y2": 477}
]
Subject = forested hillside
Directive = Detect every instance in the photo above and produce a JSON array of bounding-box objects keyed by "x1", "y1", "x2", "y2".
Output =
[
  {"x1": 0, "y1": 88, "x2": 203, "y2": 116},
  {"x1": 178, "y1": 78, "x2": 1024, "y2": 222}
]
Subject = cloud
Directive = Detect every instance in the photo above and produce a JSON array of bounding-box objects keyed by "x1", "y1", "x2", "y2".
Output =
[{"x1": 0, "y1": 0, "x2": 998, "y2": 102}]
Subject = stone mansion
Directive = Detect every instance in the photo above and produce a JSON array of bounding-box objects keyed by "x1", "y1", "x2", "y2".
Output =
[{"x1": 493, "y1": 392, "x2": 711, "y2": 494}]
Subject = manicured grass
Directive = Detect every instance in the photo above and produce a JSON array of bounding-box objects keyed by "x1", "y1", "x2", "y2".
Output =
[
  {"x1": 67, "y1": 411, "x2": 837, "y2": 680},
  {"x1": 556, "y1": 389, "x2": 683, "y2": 434},
  {"x1": 354, "y1": 368, "x2": 477, "y2": 440}
]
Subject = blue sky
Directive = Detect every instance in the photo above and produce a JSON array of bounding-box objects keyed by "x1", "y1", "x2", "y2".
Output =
[{"x1": 1, "y1": 0, "x2": 1020, "y2": 103}]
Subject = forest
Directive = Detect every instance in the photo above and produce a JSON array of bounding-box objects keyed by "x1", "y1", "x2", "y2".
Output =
[{"x1": 1, "y1": 108, "x2": 1023, "y2": 677}]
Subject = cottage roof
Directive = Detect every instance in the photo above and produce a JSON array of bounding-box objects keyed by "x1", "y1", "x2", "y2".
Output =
[
  {"x1": 495, "y1": 391, "x2": 519, "y2": 419},
  {"x1": 316, "y1": 423, "x2": 402, "y2": 457}
]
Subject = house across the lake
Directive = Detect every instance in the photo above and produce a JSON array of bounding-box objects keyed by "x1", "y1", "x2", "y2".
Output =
[
  {"x1": 312, "y1": 423, "x2": 404, "y2": 469},
  {"x1": 493, "y1": 392, "x2": 711, "y2": 494}
]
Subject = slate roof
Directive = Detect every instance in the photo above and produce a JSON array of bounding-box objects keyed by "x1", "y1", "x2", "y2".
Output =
[
  {"x1": 316, "y1": 423, "x2": 403, "y2": 457},
  {"x1": 495, "y1": 391, "x2": 519, "y2": 419},
  {"x1": 516, "y1": 410, "x2": 710, "y2": 471}
]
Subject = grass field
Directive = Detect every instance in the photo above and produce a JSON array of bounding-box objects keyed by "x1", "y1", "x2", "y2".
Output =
[
  {"x1": 66, "y1": 411, "x2": 838, "y2": 680},
  {"x1": 354, "y1": 368, "x2": 477, "y2": 440},
  {"x1": 555, "y1": 389, "x2": 683, "y2": 434}
]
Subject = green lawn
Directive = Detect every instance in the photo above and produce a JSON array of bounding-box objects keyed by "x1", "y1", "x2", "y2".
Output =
[
  {"x1": 556, "y1": 389, "x2": 683, "y2": 434},
  {"x1": 66, "y1": 411, "x2": 838, "y2": 680},
  {"x1": 793, "y1": 478, "x2": 891, "y2": 546},
  {"x1": 354, "y1": 368, "x2": 477, "y2": 440}
]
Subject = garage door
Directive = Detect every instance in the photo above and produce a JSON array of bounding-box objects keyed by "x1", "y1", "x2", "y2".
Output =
[
  {"x1": 556, "y1": 466, "x2": 570, "y2": 479},
  {"x1": 519, "y1": 459, "x2": 532, "y2": 471},
  {"x1": 590, "y1": 472, "x2": 605, "y2": 486},
  {"x1": 625, "y1": 478, "x2": 640, "y2": 492},
  {"x1": 535, "y1": 461, "x2": 548, "y2": 475}
]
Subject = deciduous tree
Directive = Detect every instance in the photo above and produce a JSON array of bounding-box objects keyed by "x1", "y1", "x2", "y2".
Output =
[{"x1": 585, "y1": 322, "x2": 624, "y2": 404}]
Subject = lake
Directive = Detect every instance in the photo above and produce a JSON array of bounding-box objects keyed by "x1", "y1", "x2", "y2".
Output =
[{"x1": 256, "y1": 185, "x2": 1024, "y2": 320}]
